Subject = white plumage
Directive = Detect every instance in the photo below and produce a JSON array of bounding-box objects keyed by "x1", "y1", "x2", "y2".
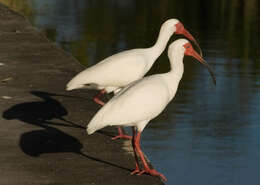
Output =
[
  {"x1": 86, "y1": 39, "x2": 215, "y2": 181},
  {"x1": 66, "y1": 19, "x2": 200, "y2": 93},
  {"x1": 66, "y1": 18, "x2": 202, "y2": 139},
  {"x1": 87, "y1": 75, "x2": 175, "y2": 134},
  {"x1": 86, "y1": 39, "x2": 187, "y2": 134}
]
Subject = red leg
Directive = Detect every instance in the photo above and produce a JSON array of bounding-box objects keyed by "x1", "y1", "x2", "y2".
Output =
[
  {"x1": 93, "y1": 89, "x2": 106, "y2": 106},
  {"x1": 130, "y1": 127, "x2": 142, "y2": 175},
  {"x1": 111, "y1": 127, "x2": 132, "y2": 140},
  {"x1": 134, "y1": 131, "x2": 167, "y2": 181}
]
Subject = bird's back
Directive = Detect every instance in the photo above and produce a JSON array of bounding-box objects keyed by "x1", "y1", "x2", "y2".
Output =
[
  {"x1": 68, "y1": 49, "x2": 150, "y2": 91},
  {"x1": 87, "y1": 74, "x2": 172, "y2": 134}
]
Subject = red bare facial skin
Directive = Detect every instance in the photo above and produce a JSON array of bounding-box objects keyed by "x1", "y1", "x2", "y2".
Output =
[
  {"x1": 175, "y1": 22, "x2": 203, "y2": 56},
  {"x1": 183, "y1": 43, "x2": 216, "y2": 85}
]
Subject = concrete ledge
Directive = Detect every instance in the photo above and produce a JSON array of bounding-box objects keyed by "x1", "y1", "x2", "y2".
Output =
[{"x1": 0, "y1": 3, "x2": 164, "y2": 185}]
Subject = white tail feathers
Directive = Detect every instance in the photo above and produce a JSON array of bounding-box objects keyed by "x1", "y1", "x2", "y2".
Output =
[
  {"x1": 86, "y1": 126, "x2": 96, "y2": 135},
  {"x1": 86, "y1": 102, "x2": 113, "y2": 135},
  {"x1": 86, "y1": 119, "x2": 108, "y2": 135}
]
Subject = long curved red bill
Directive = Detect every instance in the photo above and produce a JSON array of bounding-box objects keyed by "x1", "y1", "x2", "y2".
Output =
[
  {"x1": 184, "y1": 43, "x2": 216, "y2": 85},
  {"x1": 175, "y1": 22, "x2": 203, "y2": 57}
]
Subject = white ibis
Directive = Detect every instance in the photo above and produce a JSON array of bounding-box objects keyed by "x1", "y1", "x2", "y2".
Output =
[
  {"x1": 86, "y1": 39, "x2": 216, "y2": 181},
  {"x1": 66, "y1": 19, "x2": 202, "y2": 139}
]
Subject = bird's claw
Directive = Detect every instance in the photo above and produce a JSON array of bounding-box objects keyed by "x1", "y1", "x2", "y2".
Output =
[
  {"x1": 111, "y1": 134, "x2": 132, "y2": 140},
  {"x1": 134, "y1": 168, "x2": 167, "y2": 181},
  {"x1": 147, "y1": 169, "x2": 167, "y2": 181},
  {"x1": 130, "y1": 169, "x2": 143, "y2": 175},
  {"x1": 137, "y1": 170, "x2": 146, "y2": 175}
]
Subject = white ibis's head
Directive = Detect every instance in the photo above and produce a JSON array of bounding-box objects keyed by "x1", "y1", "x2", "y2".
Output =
[
  {"x1": 168, "y1": 39, "x2": 216, "y2": 85},
  {"x1": 161, "y1": 19, "x2": 180, "y2": 32},
  {"x1": 162, "y1": 19, "x2": 202, "y2": 56}
]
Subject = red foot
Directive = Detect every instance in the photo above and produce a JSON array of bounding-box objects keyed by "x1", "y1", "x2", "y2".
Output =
[
  {"x1": 112, "y1": 127, "x2": 132, "y2": 140},
  {"x1": 112, "y1": 134, "x2": 132, "y2": 140},
  {"x1": 142, "y1": 169, "x2": 167, "y2": 181},
  {"x1": 131, "y1": 168, "x2": 167, "y2": 181},
  {"x1": 131, "y1": 168, "x2": 142, "y2": 175},
  {"x1": 137, "y1": 170, "x2": 146, "y2": 175}
]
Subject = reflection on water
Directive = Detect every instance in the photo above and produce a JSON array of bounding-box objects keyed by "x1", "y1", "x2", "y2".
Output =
[{"x1": 2, "y1": 0, "x2": 260, "y2": 184}]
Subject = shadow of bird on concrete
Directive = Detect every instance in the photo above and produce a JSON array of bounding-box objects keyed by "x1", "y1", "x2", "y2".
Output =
[
  {"x1": 2, "y1": 91, "x2": 85, "y2": 157},
  {"x1": 3, "y1": 90, "x2": 85, "y2": 129},
  {"x1": 2, "y1": 91, "x2": 130, "y2": 171}
]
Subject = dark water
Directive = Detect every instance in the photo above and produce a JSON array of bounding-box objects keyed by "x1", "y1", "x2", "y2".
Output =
[{"x1": 2, "y1": 0, "x2": 260, "y2": 184}]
